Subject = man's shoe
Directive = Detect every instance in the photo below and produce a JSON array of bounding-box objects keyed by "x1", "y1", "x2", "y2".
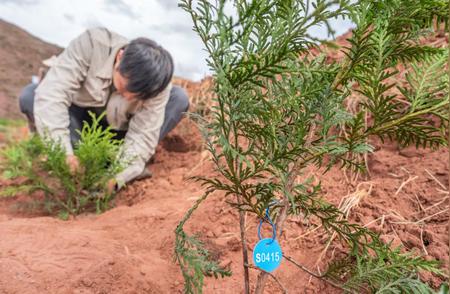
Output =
[{"x1": 147, "y1": 153, "x2": 156, "y2": 165}]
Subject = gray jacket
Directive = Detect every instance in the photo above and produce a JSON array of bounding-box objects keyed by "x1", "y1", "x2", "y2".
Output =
[{"x1": 34, "y1": 28, "x2": 171, "y2": 186}]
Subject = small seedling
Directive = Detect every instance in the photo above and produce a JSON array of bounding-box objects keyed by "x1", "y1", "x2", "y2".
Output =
[{"x1": 0, "y1": 112, "x2": 125, "y2": 217}]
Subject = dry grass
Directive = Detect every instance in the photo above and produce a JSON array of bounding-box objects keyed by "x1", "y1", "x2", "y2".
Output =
[{"x1": 315, "y1": 182, "x2": 373, "y2": 265}]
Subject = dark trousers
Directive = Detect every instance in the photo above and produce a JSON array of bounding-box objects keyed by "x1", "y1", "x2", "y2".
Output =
[{"x1": 19, "y1": 83, "x2": 189, "y2": 147}]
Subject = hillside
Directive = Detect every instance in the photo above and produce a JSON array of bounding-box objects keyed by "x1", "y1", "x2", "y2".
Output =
[{"x1": 0, "y1": 19, "x2": 62, "y2": 119}]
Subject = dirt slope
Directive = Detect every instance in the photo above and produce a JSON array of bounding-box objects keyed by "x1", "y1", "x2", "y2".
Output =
[
  {"x1": 0, "y1": 19, "x2": 62, "y2": 120},
  {"x1": 0, "y1": 21, "x2": 448, "y2": 293}
]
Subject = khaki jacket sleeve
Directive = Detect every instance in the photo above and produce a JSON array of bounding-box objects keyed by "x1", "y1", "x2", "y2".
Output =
[
  {"x1": 115, "y1": 84, "x2": 172, "y2": 186},
  {"x1": 34, "y1": 30, "x2": 93, "y2": 155}
]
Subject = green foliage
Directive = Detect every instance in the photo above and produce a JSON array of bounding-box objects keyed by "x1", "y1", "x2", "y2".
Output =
[
  {"x1": 340, "y1": 0, "x2": 448, "y2": 149},
  {"x1": 74, "y1": 112, "x2": 125, "y2": 212},
  {"x1": 0, "y1": 185, "x2": 37, "y2": 198},
  {"x1": 439, "y1": 283, "x2": 450, "y2": 294},
  {"x1": 326, "y1": 246, "x2": 442, "y2": 293},
  {"x1": 75, "y1": 113, "x2": 124, "y2": 190},
  {"x1": 174, "y1": 191, "x2": 231, "y2": 293},
  {"x1": 176, "y1": 0, "x2": 448, "y2": 292},
  {"x1": 0, "y1": 112, "x2": 125, "y2": 216}
]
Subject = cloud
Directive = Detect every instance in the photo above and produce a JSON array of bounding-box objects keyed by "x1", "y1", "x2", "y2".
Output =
[
  {"x1": 82, "y1": 15, "x2": 104, "y2": 29},
  {"x1": 148, "y1": 23, "x2": 193, "y2": 36},
  {"x1": 155, "y1": 0, "x2": 178, "y2": 10},
  {"x1": 63, "y1": 13, "x2": 75, "y2": 23},
  {"x1": 104, "y1": 0, "x2": 138, "y2": 19},
  {"x1": 0, "y1": 0, "x2": 40, "y2": 5}
]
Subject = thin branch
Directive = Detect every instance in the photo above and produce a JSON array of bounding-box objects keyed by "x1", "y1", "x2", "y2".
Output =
[
  {"x1": 415, "y1": 208, "x2": 449, "y2": 224},
  {"x1": 363, "y1": 214, "x2": 386, "y2": 228},
  {"x1": 368, "y1": 99, "x2": 448, "y2": 135},
  {"x1": 413, "y1": 193, "x2": 425, "y2": 213},
  {"x1": 293, "y1": 225, "x2": 322, "y2": 240},
  {"x1": 395, "y1": 175, "x2": 418, "y2": 196},
  {"x1": 282, "y1": 255, "x2": 351, "y2": 292},
  {"x1": 392, "y1": 208, "x2": 449, "y2": 225},
  {"x1": 238, "y1": 205, "x2": 250, "y2": 294},
  {"x1": 424, "y1": 169, "x2": 447, "y2": 191},
  {"x1": 413, "y1": 196, "x2": 449, "y2": 215},
  {"x1": 246, "y1": 263, "x2": 288, "y2": 294}
]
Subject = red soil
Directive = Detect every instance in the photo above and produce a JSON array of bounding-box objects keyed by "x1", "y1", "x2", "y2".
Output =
[{"x1": 0, "y1": 116, "x2": 448, "y2": 293}]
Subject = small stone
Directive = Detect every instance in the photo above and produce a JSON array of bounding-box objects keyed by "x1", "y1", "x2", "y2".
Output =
[
  {"x1": 81, "y1": 278, "x2": 94, "y2": 287},
  {"x1": 227, "y1": 237, "x2": 241, "y2": 252}
]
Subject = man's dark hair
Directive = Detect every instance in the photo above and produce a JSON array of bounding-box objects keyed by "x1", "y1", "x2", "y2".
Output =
[{"x1": 119, "y1": 38, "x2": 174, "y2": 100}]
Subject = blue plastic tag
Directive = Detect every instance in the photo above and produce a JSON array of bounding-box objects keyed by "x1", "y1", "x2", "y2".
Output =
[{"x1": 253, "y1": 238, "x2": 282, "y2": 272}]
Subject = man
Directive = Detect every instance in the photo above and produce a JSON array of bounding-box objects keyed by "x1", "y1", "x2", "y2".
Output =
[{"x1": 19, "y1": 27, "x2": 189, "y2": 192}]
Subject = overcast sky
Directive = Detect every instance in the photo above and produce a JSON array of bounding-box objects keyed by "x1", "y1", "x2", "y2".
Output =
[{"x1": 0, "y1": 0, "x2": 353, "y2": 81}]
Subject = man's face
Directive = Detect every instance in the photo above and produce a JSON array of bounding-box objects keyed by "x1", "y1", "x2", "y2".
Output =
[{"x1": 112, "y1": 49, "x2": 137, "y2": 101}]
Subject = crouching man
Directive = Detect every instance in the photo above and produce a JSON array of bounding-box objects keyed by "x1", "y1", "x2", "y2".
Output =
[{"x1": 18, "y1": 27, "x2": 189, "y2": 192}]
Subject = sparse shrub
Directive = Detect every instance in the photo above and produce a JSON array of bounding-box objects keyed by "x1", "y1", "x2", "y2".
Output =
[
  {"x1": 0, "y1": 112, "x2": 125, "y2": 217},
  {"x1": 175, "y1": 0, "x2": 448, "y2": 293}
]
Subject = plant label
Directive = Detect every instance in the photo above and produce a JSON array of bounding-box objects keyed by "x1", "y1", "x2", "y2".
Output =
[{"x1": 253, "y1": 238, "x2": 282, "y2": 272}]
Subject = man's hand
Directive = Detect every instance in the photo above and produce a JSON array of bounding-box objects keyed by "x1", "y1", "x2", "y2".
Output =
[
  {"x1": 66, "y1": 155, "x2": 80, "y2": 174},
  {"x1": 106, "y1": 178, "x2": 118, "y2": 195}
]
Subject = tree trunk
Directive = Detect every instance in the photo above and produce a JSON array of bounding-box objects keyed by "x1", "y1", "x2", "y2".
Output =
[{"x1": 237, "y1": 196, "x2": 250, "y2": 294}]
